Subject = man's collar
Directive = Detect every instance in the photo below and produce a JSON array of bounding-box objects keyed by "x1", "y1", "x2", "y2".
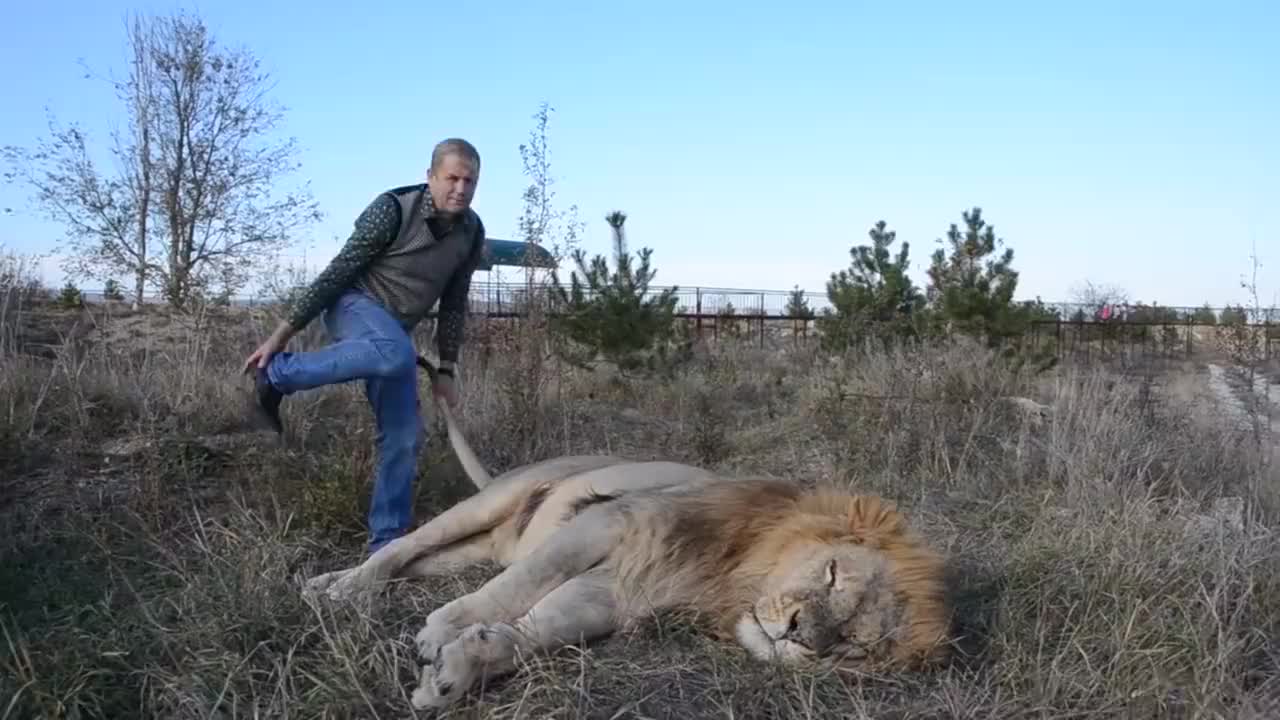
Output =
[{"x1": 421, "y1": 185, "x2": 439, "y2": 219}]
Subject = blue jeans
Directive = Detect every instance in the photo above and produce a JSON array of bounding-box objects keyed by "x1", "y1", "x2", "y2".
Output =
[{"x1": 265, "y1": 288, "x2": 423, "y2": 552}]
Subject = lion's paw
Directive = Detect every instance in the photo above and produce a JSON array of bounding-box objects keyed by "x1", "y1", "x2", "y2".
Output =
[
  {"x1": 410, "y1": 624, "x2": 508, "y2": 710},
  {"x1": 410, "y1": 628, "x2": 484, "y2": 710},
  {"x1": 301, "y1": 568, "x2": 353, "y2": 599},
  {"x1": 316, "y1": 562, "x2": 392, "y2": 605},
  {"x1": 410, "y1": 663, "x2": 451, "y2": 710},
  {"x1": 300, "y1": 564, "x2": 392, "y2": 611},
  {"x1": 414, "y1": 610, "x2": 466, "y2": 665}
]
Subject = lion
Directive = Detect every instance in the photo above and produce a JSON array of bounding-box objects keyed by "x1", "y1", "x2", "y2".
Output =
[{"x1": 301, "y1": 358, "x2": 952, "y2": 710}]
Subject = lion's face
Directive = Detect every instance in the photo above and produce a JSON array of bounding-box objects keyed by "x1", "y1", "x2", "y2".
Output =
[{"x1": 733, "y1": 540, "x2": 904, "y2": 669}]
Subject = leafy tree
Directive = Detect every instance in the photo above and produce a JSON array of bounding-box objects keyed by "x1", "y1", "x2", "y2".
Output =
[
  {"x1": 816, "y1": 219, "x2": 925, "y2": 351},
  {"x1": 1, "y1": 10, "x2": 320, "y2": 309},
  {"x1": 1128, "y1": 302, "x2": 1183, "y2": 324},
  {"x1": 924, "y1": 207, "x2": 1023, "y2": 345},
  {"x1": 1220, "y1": 305, "x2": 1249, "y2": 326},
  {"x1": 549, "y1": 211, "x2": 682, "y2": 374},
  {"x1": 1191, "y1": 303, "x2": 1218, "y2": 325},
  {"x1": 1021, "y1": 297, "x2": 1060, "y2": 320}
]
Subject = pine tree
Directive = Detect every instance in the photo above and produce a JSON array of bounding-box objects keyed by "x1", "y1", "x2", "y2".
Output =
[
  {"x1": 549, "y1": 211, "x2": 682, "y2": 373},
  {"x1": 924, "y1": 207, "x2": 1022, "y2": 344},
  {"x1": 785, "y1": 285, "x2": 815, "y2": 319},
  {"x1": 102, "y1": 278, "x2": 125, "y2": 301},
  {"x1": 816, "y1": 219, "x2": 925, "y2": 351}
]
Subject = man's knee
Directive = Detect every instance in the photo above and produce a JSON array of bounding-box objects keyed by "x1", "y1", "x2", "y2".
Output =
[{"x1": 372, "y1": 338, "x2": 417, "y2": 378}]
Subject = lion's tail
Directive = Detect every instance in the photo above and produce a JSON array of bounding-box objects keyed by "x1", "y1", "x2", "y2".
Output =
[{"x1": 415, "y1": 354, "x2": 493, "y2": 491}]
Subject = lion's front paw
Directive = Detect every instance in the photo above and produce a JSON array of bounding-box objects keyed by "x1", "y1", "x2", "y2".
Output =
[
  {"x1": 410, "y1": 663, "x2": 454, "y2": 710},
  {"x1": 414, "y1": 609, "x2": 465, "y2": 665},
  {"x1": 410, "y1": 629, "x2": 481, "y2": 710},
  {"x1": 410, "y1": 623, "x2": 508, "y2": 710}
]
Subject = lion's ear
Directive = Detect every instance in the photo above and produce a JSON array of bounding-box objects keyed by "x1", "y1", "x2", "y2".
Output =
[{"x1": 842, "y1": 496, "x2": 903, "y2": 546}]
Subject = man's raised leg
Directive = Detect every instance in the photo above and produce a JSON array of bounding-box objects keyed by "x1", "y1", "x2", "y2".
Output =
[
  {"x1": 265, "y1": 289, "x2": 419, "y2": 396},
  {"x1": 261, "y1": 288, "x2": 423, "y2": 551}
]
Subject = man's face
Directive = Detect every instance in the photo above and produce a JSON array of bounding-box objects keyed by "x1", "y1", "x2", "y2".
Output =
[{"x1": 427, "y1": 153, "x2": 479, "y2": 216}]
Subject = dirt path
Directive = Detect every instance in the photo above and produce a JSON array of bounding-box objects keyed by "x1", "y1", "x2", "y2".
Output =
[
  {"x1": 1204, "y1": 363, "x2": 1279, "y2": 466},
  {"x1": 1206, "y1": 364, "x2": 1273, "y2": 424}
]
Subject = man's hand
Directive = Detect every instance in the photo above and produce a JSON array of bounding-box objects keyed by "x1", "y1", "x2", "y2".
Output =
[
  {"x1": 431, "y1": 372, "x2": 460, "y2": 409},
  {"x1": 244, "y1": 322, "x2": 295, "y2": 374}
]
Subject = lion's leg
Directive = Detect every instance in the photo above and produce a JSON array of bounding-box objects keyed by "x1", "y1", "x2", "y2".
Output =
[
  {"x1": 411, "y1": 569, "x2": 618, "y2": 710},
  {"x1": 398, "y1": 531, "x2": 495, "y2": 577},
  {"x1": 413, "y1": 506, "x2": 623, "y2": 660},
  {"x1": 302, "y1": 480, "x2": 523, "y2": 603},
  {"x1": 303, "y1": 457, "x2": 626, "y2": 604},
  {"x1": 307, "y1": 535, "x2": 494, "y2": 600},
  {"x1": 309, "y1": 530, "x2": 497, "y2": 592}
]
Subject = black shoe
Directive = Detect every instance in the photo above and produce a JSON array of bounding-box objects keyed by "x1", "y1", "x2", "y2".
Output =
[{"x1": 251, "y1": 368, "x2": 284, "y2": 435}]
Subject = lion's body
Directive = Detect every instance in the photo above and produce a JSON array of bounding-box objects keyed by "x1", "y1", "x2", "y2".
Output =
[
  {"x1": 483, "y1": 456, "x2": 724, "y2": 569},
  {"x1": 303, "y1": 386, "x2": 952, "y2": 710}
]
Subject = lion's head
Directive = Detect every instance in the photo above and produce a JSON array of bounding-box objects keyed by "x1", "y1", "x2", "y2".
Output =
[{"x1": 727, "y1": 491, "x2": 951, "y2": 672}]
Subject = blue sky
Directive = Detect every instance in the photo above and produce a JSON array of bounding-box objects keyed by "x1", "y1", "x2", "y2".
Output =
[{"x1": 2, "y1": 0, "x2": 1276, "y2": 308}]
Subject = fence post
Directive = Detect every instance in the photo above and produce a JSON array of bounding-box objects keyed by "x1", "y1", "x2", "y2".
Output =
[
  {"x1": 759, "y1": 293, "x2": 765, "y2": 348},
  {"x1": 695, "y1": 287, "x2": 703, "y2": 340}
]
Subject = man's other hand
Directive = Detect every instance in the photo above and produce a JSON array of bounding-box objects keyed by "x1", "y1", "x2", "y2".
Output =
[
  {"x1": 243, "y1": 322, "x2": 294, "y2": 374},
  {"x1": 432, "y1": 373, "x2": 460, "y2": 409}
]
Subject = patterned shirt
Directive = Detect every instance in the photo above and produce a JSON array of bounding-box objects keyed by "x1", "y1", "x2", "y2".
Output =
[{"x1": 286, "y1": 186, "x2": 482, "y2": 364}]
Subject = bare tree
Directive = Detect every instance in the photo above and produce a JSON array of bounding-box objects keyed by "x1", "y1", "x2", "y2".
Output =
[
  {"x1": 1069, "y1": 279, "x2": 1130, "y2": 316},
  {"x1": 2, "y1": 9, "x2": 320, "y2": 309},
  {"x1": 516, "y1": 103, "x2": 582, "y2": 281}
]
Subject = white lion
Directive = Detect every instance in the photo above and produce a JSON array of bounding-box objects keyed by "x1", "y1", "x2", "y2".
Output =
[{"x1": 302, "y1": 360, "x2": 952, "y2": 710}]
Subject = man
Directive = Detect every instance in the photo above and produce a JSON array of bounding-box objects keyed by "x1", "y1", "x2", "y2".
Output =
[{"x1": 242, "y1": 137, "x2": 486, "y2": 552}]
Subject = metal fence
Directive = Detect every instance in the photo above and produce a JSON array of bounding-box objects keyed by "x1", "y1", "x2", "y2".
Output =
[
  {"x1": 400, "y1": 281, "x2": 829, "y2": 318},
  {"x1": 67, "y1": 281, "x2": 828, "y2": 314},
  {"x1": 1027, "y1": 318, "x2": 1280, "y2": 366},
  {"x1": 63, "y1": 281, "x2": 1280, "y2": 320},
  {"x1": 55, "y1": 281, "x2": 1280, "y2": 360}
]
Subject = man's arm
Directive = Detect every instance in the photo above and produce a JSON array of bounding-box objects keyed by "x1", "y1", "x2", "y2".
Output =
[
  {"x1": 285, "y1": 193, "x2": 401, "y2": 333},
  {"x1": 434, "y1": 218, "x2": 485, "y2": 371}
]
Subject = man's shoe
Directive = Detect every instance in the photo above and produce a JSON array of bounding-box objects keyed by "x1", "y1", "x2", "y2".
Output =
[{"x1": 250, "y1": 368, "x2": 284, "y2": 435}]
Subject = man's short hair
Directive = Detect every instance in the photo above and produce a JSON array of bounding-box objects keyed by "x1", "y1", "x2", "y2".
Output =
[{"x1": 431, "y1": 138, "x2": 481, "y2": 173}]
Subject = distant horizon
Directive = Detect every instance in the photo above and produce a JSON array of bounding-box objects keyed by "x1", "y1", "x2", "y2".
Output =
[{"x1": 3, "y1": 1, "x2": 1276, "y2": 312}]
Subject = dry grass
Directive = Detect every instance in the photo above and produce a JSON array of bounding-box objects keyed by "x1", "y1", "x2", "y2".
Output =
[{"x1": 3, "y1": 286, "x2": 1280, "y2": 718}]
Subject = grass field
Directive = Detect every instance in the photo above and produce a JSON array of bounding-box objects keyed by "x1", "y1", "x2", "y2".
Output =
[{"x1": 3, "y1": 295, "x2": 1279, "y2": 719}]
